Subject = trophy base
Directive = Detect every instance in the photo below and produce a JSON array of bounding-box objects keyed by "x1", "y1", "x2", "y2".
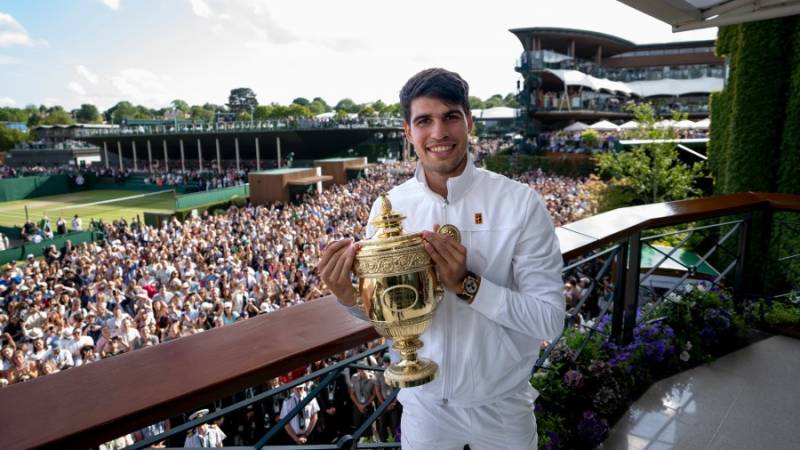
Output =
[{"x1": 384, "y1": 358, "x2": 438, "y2": 388}]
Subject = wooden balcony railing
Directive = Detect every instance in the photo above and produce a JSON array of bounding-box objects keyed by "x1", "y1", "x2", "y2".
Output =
[{"x1": 0, "y1": 192, "x2": 797, "y2": 450}]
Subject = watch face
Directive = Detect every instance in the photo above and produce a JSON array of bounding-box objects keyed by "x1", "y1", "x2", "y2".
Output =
[{"x1": 464, "y1": 278, "x2": 479, "y2": 295}]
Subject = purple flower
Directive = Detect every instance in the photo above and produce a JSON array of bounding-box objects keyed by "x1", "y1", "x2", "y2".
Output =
[
  {"x1": 563, "y1": 369, "x2": 585, "y2": 389},
  {"x1": 577, "y1": 410, "x2": 609, "y2": 447}
]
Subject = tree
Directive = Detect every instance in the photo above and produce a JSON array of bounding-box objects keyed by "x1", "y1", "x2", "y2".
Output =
[
  {"x1": 227, "y1": 87, "x2": 259, "y2": 115},
  {"x1": 189, "y1": 105, "x2": 215, "y2": 123},
  {"x1": 595, "y1": 103, "x2": 705, "y2": 207},
  {"x1": 0, "y1": 124, "x2": 29, "y2": 151},
  {"x1": 335, "y1": 98, "x2": 359, "y2": 113},
  {"x1": 253, "y1": 105, "x2": 274, "y2": 120},
  {"x1": 312, "y1": 97, "x2": 332, "y2": 112},
  {"x1": 503, "y1": 93, "x2": 519, "y2": 108},
  {"x1": 75, "y1": 104, "x2": 101, "y2": 123},
  {"x1": 171, "y1": 99, "x2": 190, "y2": 114},
  {"x1": 358, "y1": 105, "x2": 377, "y2": 119},
  {"x1": 468, "y1": 96, "x2": 485, "y2": 110},
  {"x1": 292, "y1": 97, "x2": 310, "y2": 106},
  {"x1": 484, "y1": 94, "x2": 505, "y2": 109},
  {"x1": 307, "y1": 100, "x2": 327, "y2": 115},
  {"x1": 40, "y1": 109, "x2": 74, "y2": 125},
  {"x1": 287, "y1": 103, "x2": 312, "y2": 118}
]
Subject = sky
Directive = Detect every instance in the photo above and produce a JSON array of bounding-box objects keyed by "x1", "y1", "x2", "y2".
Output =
[{"x1": 0, "y1": 0, "x2": 717, "y2": 111}]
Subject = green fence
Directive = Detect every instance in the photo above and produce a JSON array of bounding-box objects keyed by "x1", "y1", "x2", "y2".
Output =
[
  {"x1": 175, "y1": 184, "x2": 249, "y2": 210},
  {"x1": 0, "y1": 230, "x2": 101, "y2": 265},
  {"x1": 0, "y1": 175, "x2": 74, "y2": 202}
]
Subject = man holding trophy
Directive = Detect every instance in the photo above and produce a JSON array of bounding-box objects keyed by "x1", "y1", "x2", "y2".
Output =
[{"x1": 319, "y1": 68, "x2": 565, "y2": 449}]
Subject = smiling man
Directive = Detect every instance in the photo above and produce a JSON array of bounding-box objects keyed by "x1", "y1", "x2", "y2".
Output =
[{"x1": 319, "y1": 68, "x2": 565, "y2": 449}]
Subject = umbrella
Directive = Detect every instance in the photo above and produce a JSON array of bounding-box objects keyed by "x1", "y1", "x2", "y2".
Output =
[
  {"x1": 589, "y1": 120, "x2": 620, "y2": 131},
  {"x1": 619, "y1": 120, "x2": 640, "y2": 130},
  {"x1": 563, "y1": 121, "x2": 589, "y2": 132}
]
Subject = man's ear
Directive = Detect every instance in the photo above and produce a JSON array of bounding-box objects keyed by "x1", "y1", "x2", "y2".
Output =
[{"x1": 403, "y1": 121, "x2": 412, "y2": 141}]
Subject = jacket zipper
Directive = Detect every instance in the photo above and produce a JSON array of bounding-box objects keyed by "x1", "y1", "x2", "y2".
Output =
[{"x1": 441, "y1": 197, "x2": 450, "y2": 405}]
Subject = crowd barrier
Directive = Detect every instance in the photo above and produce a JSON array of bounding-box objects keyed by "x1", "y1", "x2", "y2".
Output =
[
  {"x1": 174, "y1": 184, "x2": 249, "y2": 210},
  {"x1": 0, "y1": 175, "x2": 74, "y2": 202},
  {"x1": 0, "y1": 230, "x2": 102, "y2": 265}
]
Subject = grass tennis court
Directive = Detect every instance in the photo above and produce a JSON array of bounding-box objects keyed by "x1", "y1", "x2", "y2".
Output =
[{"x1": 0, "y1": 189, "x2": 176, "y2": 228}]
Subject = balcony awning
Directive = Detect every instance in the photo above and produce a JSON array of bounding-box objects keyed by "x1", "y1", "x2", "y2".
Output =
[
  {"x1": 545, "y1": 69, "x2": 635, "y2": 96},
  {"x1": 617, "y1": 0, "x2": 800, "y2": 32},
  {"x1": 626, "y1": 77, "x2": 724, "y2": 97},
  {"x1": 473, "y1": 106, "x2": 521, "y2": 120}
]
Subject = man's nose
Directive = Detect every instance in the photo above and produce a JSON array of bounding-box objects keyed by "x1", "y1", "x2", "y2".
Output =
[{"x1": 430, "y1": 119, "x2": 449, "y2": 140}]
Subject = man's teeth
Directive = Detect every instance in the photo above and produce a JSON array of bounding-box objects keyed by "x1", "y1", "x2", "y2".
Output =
[{"x1": 428, "y1": 145, "x2": 452, "y2": 153}]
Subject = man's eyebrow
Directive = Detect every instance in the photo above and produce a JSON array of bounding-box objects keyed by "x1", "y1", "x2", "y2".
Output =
[{"x1": 411, "y1": 109, "x2": 464, "y2": 122}]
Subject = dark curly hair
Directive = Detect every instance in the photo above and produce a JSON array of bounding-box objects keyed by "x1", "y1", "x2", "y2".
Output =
[{"x1": 399, "y1": 68, "x2": 470, "y2": 123}]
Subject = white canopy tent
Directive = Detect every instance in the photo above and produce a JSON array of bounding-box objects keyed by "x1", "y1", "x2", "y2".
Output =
[
  {"x1": 619, "y1": 120, "x2": 641, "y2": 130},
  {"x1": 674, "y1": 119, "x2": 698, "y2": 129},
  {"x1": 563, "y1": 121, "x2": 590, "y2": 132},
  {"x1": 654, "y1": 119, "x2": 678, "y2": 129},
  {"x1": 617, "y1": 0, "x2": 800, "y2": 32},
  {"x1": 589, "y1": 120, "x2": 620, "y2": 131},
  {"x1": 315, "y1": 112, "x2": 336, "y2": 120},
  {"x1": 693, "y1": 118, "x2": 711, "y2": 129}
]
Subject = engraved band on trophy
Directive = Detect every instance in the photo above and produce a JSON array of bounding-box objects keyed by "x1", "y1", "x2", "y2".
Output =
[{"x1": 353, "y1": 193, "x2": 459, "y2": 388}]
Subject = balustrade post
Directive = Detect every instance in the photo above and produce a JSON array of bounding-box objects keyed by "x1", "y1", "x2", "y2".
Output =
[
  {"x1": 734, "y1": 212, "x2": 752, "y2": 301},
  {"x1": 622, "y1": 231, "x2": 642, "y2": 344},
  {"x1": 611, "y1": 243, "x2": 628, "y2": 344}
]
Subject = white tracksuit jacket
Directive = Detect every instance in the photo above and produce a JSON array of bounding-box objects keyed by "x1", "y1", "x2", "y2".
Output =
[{"x1": 350, "y1": 153, "x2": 565, "y2": 409}]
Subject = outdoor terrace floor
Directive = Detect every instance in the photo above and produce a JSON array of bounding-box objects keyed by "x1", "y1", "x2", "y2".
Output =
[{"x1": 603, "y1": 335, "x2": 800, "y2": 450}]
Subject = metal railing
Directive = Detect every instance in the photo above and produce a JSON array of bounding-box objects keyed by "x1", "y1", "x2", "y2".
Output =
[{"x1": 1, "y1": 193, "x2": 798, "y2": 450}]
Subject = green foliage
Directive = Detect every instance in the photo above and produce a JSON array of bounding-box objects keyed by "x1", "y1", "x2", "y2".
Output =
[
  {"x1": 483, "y1": 94, "x2": 505, "y2": 108},
  {"x1": 189, "y1": 105, "x2": 215, "y2": 123},
  {"x1": 468, "y1": 96, "x2": 485, "y2": 110},
  {"x1": 286, "y1": 103, "x2": 312, "y2": 118},
  {"x1": 75, "y1": 104, "x2": 101, "y2": 123},
  {"x1": 227, "y1": 87, "x2": 259, "y2": 115},
  {"x1": 0, "y1": 107, "x2": 29, "y2": 122},
  {"x1": 0, "y1": 124, "x2": 30, "y2": 151},
  {"x1": 291, "y1": 97, "x2": 310, "y2": 106},
  {"x1": 40, "y1": 109, "x2": 74, "y2": 125},
  {"x1": 595, "y1": 103, "x2": 705, "y2": 205},
  {"x1": 170, "y1": 99, "x2": 190, "y2": 113},
  {"x1": 581, "y1": 129, "x2": 599, "y2": 148},
  {"x1": 708, "y1": 91, "x2": 729, "y2": 192},
  {"x1": 335, "y1": 98, "x2": 359, "y2": 113},
  {"x1": 777, "y1": 19, "x2": 800, "y2": 197}
]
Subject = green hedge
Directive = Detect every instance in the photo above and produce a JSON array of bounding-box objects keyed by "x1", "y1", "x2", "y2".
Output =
[
  {"x1": 710, "y1": 18, "x2": 800, "y2": 293},
  {"x1": 483, "y1": 153, "x2": 595, "y2": 178}
]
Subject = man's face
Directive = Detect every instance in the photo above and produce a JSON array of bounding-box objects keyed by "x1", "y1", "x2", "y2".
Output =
[{"x1": 404, "y1": 96, "x2": 473, "y2": 179}]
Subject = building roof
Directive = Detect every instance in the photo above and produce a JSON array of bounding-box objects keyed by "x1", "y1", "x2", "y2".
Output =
[
  {"x1": 617, "y1": 0, "x2": 800, "y2": 32},
  {"x1": 509, "y1": 27, "x2": 636, "y2": 56}
]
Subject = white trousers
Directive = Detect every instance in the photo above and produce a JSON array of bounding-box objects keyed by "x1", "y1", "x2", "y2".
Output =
[{"x1": 400, "y1": 387, "x2": 538, "y2": 450}]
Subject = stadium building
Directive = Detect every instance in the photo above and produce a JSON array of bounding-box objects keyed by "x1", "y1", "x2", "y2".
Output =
[{"x1": 510, "y1": 27, "x2": 725, "y2": 133}]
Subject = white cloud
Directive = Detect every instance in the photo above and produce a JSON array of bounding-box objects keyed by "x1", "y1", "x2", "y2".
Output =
[
  {"x1": 111, "y1": 68, "x2": 171, "y2": 108},
  {"x1": 76, "y1": 65, "x2": 99, "y2": 84},
  {"x1": 0, "y1": 12, "x2": 37, "y2": 47},
  {"x1": 100, "y1": 0, "x2": 120, "y2": 10},
  {"x1": 0, "y1": 97, "x2": 15, "y2": 107},
  {"x1": 190, "y1": 0, "x2": 213, "y2": 18},
  {"x1": 68, "y1": 81, "x2": 87, "y2": 96}
]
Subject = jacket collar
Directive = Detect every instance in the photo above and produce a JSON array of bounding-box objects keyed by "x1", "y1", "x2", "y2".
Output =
[{"x1": 414, "y1": 151, "x2": 477, "y2": 204}]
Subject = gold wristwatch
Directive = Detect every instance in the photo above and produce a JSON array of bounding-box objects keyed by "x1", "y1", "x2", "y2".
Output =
[{"x1": 457, "y1": 271, "x2": 481, "y2": 304}]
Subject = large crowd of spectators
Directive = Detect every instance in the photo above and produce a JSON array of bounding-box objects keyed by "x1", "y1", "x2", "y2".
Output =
[{"x1": 0, "y1": 154, "x2": 597, "y2": 447}]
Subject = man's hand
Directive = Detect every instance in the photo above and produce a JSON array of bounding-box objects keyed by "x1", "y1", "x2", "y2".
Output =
[
  {"x1": 318, "y1": 239, "x2": 358, "y2": 306},
  {"x1": 422, "y1": 225, "x2": 468, "y2": 294}
]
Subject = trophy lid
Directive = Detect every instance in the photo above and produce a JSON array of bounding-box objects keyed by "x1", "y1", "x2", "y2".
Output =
[
  {"x1": 356, "y1": 193, "x2": 428, "y2": 276},
  {"x1": 369, "y1": 194, "x2": 408, "y2": 240}
]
